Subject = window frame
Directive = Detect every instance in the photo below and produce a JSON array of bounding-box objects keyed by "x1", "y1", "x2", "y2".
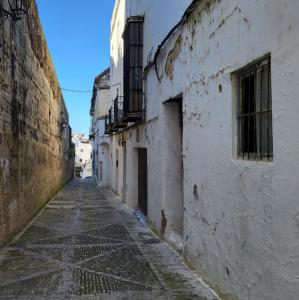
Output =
[
  {"x1": 122, "y1": 16, "x2": 144, "y2": 122},
  {"x1": 235, "y1": 55, "x2": 273, "y2": 162}
]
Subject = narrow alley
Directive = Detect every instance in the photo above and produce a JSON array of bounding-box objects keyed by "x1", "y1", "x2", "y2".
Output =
[
  {"x1": 1, "y1": 0, "x2": 299, "y2": 299},
  {"x1": 0, "y1": 179, "x2": 219, "y2": 300}
]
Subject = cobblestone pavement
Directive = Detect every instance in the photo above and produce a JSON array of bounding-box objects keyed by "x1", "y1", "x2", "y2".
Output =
[{"x1": 0, "y1": 179, "x2": 220, "y2": 300}]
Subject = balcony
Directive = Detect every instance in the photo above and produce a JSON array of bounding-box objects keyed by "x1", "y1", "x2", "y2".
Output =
[
  {"x1": 104, "y1": 107, "x2": 118, "y2": 135},
  {"x1": 113, "y1": 96, "x2": 127, "y2": 129}
]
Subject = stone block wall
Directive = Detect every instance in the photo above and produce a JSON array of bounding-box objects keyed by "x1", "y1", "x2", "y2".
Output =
[{"x1": 0, "y1": 1, "x2": 73, "y2": 248}]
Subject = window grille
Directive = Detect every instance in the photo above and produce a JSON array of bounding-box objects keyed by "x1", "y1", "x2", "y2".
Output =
[
  {"x1": 237, "y1": 56, "x2": 273, "y2": 161},
  {"x1": 123, "y1": 16, "x2": 144, "y2": 122}
]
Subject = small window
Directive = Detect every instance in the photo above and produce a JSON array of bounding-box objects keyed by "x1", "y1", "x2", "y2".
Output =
[
  {"x1": 79, "y1": 159, "x2": 82, "y2": 162},
  {"x1": 236, "y1": 56, "x2": 273, "y2": 161},
  {"x1": 80, "y1": 149, "x2": 84, "y2": 153}
]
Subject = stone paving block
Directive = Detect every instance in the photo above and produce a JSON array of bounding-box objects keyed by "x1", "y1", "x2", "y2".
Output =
[
  {"x1": 32, "y1": 234, "x2": 123, "y2": 246},
  {"x1": 81, "y1": 244, "x2": 161, "y2": 288},
  {"x1": 83, "y1": 224, "x2": 133, "y2": 242}
]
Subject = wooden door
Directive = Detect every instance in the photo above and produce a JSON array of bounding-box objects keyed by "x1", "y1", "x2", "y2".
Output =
[
  {"x1": 138, "y1": 148, "x2": 148, "y2": 216},
  {"x1": 99, "y1": 161, "x2": 103, "y2": 182}
]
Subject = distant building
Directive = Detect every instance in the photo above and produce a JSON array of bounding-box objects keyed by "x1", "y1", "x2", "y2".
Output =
[
  {"x1": 72, "y1": 134, "x2": 92, "y2": 178},
  {"x1": 89, "y1": 69, "x2": 111, "y2": 187}
]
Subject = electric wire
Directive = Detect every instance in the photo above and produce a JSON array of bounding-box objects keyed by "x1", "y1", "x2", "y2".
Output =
[{"x1": 60, "y1": 83, "x2": 121, "y2": 93}]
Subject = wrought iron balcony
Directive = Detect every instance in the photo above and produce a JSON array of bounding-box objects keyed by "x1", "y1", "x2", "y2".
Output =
[
  {"x1": 104, "y1": 107, "x2": 118, "y2": 135},
  {"x1": 113, "y1": 96, "x2": 127, "y2": 129}
]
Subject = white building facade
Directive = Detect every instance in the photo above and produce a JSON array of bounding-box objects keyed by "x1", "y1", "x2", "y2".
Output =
[
  {"x1": 99, "y1": 1, "x2": 299, "y2": 299},
  {"x1": 72, "y1": 134, "x2": 92, "y2": 178},
  {"x1": 90, "y1": 69, "x2": 111, "y2": 187}
]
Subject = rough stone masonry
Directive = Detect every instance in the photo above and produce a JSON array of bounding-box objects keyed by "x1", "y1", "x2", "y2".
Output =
[{"x1": 0, "y1": 0, "x2": 73, "y2": 248}]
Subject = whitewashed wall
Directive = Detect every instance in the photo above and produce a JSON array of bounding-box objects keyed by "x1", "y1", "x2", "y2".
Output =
[
  {"x1": 92, "y1": 120, "x2": 111, "y2": 187},
  {"x1": 94, "y1": 89, "x2": 110, "y2": 119},
  {"x1": 91, "y1": 80, "x2": 111, "y2": 187},
  {"x1": 109, "y1": 0, "x2": 299, "y2": 299},
  {"x1": 109, "y1": 0, "x2": 193, "y2": 211},
  {"x1": 146, "y1": 0, "x2": 299, "y2": 299},
  {"x1": 73, "y1": 135, "x2": 92, "y2": 178}
]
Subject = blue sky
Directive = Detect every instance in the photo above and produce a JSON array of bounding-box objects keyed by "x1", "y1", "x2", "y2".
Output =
[{"x1": 36, "y1": 0, "x2": 115, "y2": 136}]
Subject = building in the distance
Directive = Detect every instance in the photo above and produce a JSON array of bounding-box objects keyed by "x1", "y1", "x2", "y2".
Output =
[
  {"x1": 89, "y1": 69, "x2": 111, "y2": 187},
  {"x1": 72, "y1": 134, "x2": 92, "y2": 178}
]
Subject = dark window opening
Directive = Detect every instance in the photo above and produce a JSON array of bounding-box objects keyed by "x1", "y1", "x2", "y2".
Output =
[{"x1": 237, "y1": 56, "x2": 273, "y2": 161}]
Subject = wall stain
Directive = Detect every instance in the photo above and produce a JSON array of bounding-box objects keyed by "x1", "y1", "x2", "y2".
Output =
[{"x1": 165, "y1": 35, "x2": 182, "y2": 80}]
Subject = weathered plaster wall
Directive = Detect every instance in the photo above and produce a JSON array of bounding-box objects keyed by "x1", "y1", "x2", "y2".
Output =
[
  {"x1": 91, "y1": 70, "x2": 110, "y2": 122},
  {"x1": 109, "y1": 0, "x2": 299, "y2": 299},
  {"x1": 92, "y1": 119, "x2": 111, "y2": 187},
  {"x1": 0, "y1": 1, "x2": 73, "y2": 248},
  {"x1": 90, "y1": 70, "x2": 111, "y2": 187},
  {"x1": 110, "y1": 0, "x2": 126, "y2": 103},
  {"x1": 144, "y1": 0, "x2": 299, "y2": 299},
  {"x1": 98, "y1": 140, "x2": 111, "y2": 187},
  {"x1": 109, "y1": 0, "x2": 142, "y2": 202},
  {"x1": 109, "y1": 0, "x2": 193, "y2": 222},
  {"x1": 161, "y1": 100, "x2": 184, "y2": 241}
]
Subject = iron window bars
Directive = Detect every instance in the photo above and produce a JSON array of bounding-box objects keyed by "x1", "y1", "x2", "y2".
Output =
[
  {"x1": 237, "y1": 55, "x2": 273, "y2": 161},
  {"x1": 123, "y1": 16, "x2": 144, "y2": 122}
]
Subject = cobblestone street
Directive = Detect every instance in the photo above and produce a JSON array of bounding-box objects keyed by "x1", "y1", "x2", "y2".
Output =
[{"x1": 0, "y1": 179, "x2": 219, "y2": 300}]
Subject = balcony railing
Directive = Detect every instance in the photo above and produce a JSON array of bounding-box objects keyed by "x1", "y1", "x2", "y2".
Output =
[
  {"x1": 113, "y1": 96, "x2": 127, "y2": 129},
  {"x1": 104, "y1": 107, "x2": 119, "y2": 134}
]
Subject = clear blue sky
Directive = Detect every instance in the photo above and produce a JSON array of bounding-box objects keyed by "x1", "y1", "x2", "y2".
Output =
[{"x1": 36, "y1": 0, "x2": 115, "y2": 136}]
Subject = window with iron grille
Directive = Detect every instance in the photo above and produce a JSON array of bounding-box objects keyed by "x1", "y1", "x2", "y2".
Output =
[
  {"x1": 237, "y1": 56, "x2": 273, "y2": 161},
  {"x1": 123, "y1": 16, "x2": 144, "y2": 121}
]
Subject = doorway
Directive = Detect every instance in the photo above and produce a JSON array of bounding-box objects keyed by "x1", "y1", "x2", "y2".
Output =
[
  {"x1": 115, "y1": 149, "x2": 119, "y2": 192},
  {"x1": 138, "y1": 148, "x2": 148, "y2": 216},
  {"x1": 99, "y1": 161, "x2": 103, "y2": 182},
  {"x1": 99, "y1": 142, "x2": 111, "y2": 187},
  {"x1": 123, "y1": 141, "x2": 127, "y2": 202},
  {"x1": 163, "y1": 95, "x2": 184, "y2": 238}
]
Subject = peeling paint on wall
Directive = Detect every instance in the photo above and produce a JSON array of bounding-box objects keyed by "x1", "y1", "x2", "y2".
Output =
[
  {"x1": 107, "y1": 0, "x2": 299, "y2": 299},
  {"x1": 165, "y1": 35, "x2": 182, "y2": 80}
]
